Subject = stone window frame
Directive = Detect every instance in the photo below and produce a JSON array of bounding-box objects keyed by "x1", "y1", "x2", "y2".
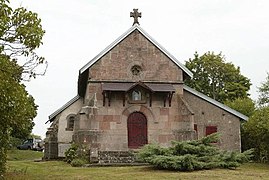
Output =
[
  {"x1": 128, "y1": 87, "x2": 147, "y2": 104},
  {"x1": 127, "y1": 62, "x2": 145, "y2": 80},
  {"x1": 65, "y1": 114, "x2": 76, "y2": 131},
  {"x1": 131, "y1": 65, "x2": 142, "y2": 76}
]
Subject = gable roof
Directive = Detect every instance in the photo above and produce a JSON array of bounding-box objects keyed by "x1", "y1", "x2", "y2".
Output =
[
  {"x1": 79, "y1": 24, "x2": 193, "y2": 78},
  {"x1": 46, "y1": 95, "x2": 80, "y2": 124},
  {"x1": 183, "y1": 85, "x2": 248, "y2": 121}
]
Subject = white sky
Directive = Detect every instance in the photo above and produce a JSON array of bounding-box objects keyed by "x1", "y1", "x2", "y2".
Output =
[{"x1": 11, "y1": 0, "x2": 269, "y2": 138}]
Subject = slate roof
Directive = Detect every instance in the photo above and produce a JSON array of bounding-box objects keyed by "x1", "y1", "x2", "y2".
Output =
[
  {"x1": 46, "y1": 95, "x2": 80, "y2": 123},
  {"x1": 183, "y1": 85, "x2": 248, "y2": 121}
]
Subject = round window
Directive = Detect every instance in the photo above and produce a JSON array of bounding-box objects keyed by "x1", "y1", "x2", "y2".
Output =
[{"x1": 131, "y1": 65, "x2": 142, "y2": 76}]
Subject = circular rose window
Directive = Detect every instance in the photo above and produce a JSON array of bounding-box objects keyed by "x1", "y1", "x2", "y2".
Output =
[{"x1": 131, "y1": 65, "x2": 142, "y2": 76}]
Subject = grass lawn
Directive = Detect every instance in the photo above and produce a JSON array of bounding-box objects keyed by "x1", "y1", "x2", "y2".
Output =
[
  {"x1": 5, "y1": 161, "x2": 269, "y2": 180},
  {"x1": 7, "y1": 149, "x2": 43, "y2": 161},
  {"x1": 4, "y1": 150, "x2": 269, "y2": 180}
]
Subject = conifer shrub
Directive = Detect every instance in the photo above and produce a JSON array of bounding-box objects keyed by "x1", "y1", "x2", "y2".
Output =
[{"x1": 138, "y1": 133, "x2": 253, "y2": 171}]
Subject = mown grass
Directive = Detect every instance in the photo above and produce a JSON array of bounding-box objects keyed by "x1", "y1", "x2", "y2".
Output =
[
  {"x1": 5, "y1": 161, "x2": 269, "y2": 180},
  {"x1": 7, "y1": 149, "x2": 43, "y2": 161},
  {"x1": 4, "y1": 150, "x2": 269, "y2": 180}
]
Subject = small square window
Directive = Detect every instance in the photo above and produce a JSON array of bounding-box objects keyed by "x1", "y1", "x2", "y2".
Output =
[{"x1": 205, "y1": 126, "x2": 217, "y2": 136}]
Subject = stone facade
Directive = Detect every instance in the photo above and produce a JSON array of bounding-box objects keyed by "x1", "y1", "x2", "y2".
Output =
[
  {"x1": 45, "y1": 24, "x2": 247, "y2": 162},
  {"x1": 87, "y1": 30, "x2": 183, "y2": 83}
]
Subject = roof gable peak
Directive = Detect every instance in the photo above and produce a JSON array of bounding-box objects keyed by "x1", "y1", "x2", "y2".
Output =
[{"x1": 79, "y1": 24, "x2": 193, "y2": 78}]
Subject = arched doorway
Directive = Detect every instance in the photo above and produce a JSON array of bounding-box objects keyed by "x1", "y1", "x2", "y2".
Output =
[{"x1": 127, "y1": 112, "x2": 148, "y2": 149}]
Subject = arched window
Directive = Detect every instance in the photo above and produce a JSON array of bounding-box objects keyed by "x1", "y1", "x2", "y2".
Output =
[
  {"x1": 132, "y1": 90, "x2": 142, "y2": 101},
  {"x1": 66, "y1": 115, "x2": 75, "y2": 131}
]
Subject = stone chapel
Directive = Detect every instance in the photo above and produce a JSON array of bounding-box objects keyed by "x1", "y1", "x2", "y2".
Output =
[{"x1": 44, "y1": 10, "x2": 248, "y2": 162}]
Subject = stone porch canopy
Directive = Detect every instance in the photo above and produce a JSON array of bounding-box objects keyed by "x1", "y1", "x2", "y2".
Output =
[
  {"x1": 102, "y1": 82, "x2": 175, "y2": 107},
  {"x1": 77, "y1": 24, "x2": 193, "y2": 98}
]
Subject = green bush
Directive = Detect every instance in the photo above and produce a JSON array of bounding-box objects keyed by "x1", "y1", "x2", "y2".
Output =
[
  {"x1": 65, "y1": 143, "x2": 89, "y2": 165},
  {"x1": 70, "y1": 158, "x2": 87, "y2": 167},
  {"x1": 138, "y1": 133, "x2": 253, "y2": 171},
  {"x1": 65, "y1": 144, "x2": 79, "y2": 163}
]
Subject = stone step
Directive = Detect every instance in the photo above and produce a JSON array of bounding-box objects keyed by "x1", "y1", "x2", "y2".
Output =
[{"x1": 98, "y1": 151, "x2": 140, "y2": 164}]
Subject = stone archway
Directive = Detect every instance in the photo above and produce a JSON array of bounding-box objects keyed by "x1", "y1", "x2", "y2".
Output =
[{"x1": 127, "y1": 112, "x2": 148, "y2": 148}]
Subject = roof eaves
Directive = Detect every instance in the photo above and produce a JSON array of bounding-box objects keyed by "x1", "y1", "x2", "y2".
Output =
[
  {"x1": 183, "y1": 85, "x2": 248, "y2": 121},
  {"x1": 47, "y1": 95, "x2": 80, "y2": 123}
]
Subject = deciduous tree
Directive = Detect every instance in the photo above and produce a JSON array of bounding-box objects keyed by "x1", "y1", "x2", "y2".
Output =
[
  {"x1": 257, "y1": 72, "x2": 269, "y2": 107},
  {"x1": 0, "y1": 0, "x2": 47, "y2": 80},
  {"x1": 224, "y1": 97, "x2": 255, "y2": 117},
  {"x1": 0, "y1": 0, "x2": 45, "y2": 175},
  {"x1": 185, "y1": 52, "x2": 251, "y2": 103},
  {"x1": 241, "y1": 73, "x2": 269, "y2": 162},
  {"x1": 243, "y1": 107, "x2": 269, "y2": 162}
]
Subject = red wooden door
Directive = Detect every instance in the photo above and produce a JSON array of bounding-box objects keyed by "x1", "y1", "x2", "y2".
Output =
[{"x1": 127, "y1": 112, "x2": 148, "y2": 149}]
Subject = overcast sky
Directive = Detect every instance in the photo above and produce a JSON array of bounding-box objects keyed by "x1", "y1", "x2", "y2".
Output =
[{"x1": 11, "y1": 0, "x2": 269, "y2": 138}]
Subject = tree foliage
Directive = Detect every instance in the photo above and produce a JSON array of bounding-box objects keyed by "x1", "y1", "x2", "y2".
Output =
[
  {"x1": 243, "y1": 107, "x2": 269, "y2": 162},
  {"x1": 257, "y1": 72, "x2": 269, "y2": 107},
  {"x1": 224, "y1": 97, "x2": 255, "y2": 117},
  {"x1": 0, "y1": 0, "x2": 47, "y2": 80},
  {"x1": 0, "y1": 0, "x2": 44, "y2": 175},
  {"x1": 0, "y1": 55, "x2": 37, "y2": 175},
  {"x1": 138, "y1": 133, "x2": 253, "y2": 171},
  {"x1": 185, "y1": 52, "x2": 251, "y2": 103}
]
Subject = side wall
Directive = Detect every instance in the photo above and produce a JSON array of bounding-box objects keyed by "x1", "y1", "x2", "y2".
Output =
[
  {"x1": 57, "y1": 98, "x2": 83, "y2": 157},
  {"x1": 183, "y1": 90, "x2": 241, "y2": 151}
]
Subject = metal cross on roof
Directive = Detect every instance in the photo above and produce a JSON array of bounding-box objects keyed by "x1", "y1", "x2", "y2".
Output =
[{"x1": 130, "y1": 9, "x2": 141, "y2": 25}]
